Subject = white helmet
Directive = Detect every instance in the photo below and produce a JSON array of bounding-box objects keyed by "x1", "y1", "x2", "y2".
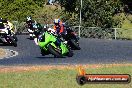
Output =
[
  {"x1": 26, "y1": 16, "x2": 32, "y2": 21},
  {"x1": 54, "y1": 19, "x2": 60, "y2": 24}
]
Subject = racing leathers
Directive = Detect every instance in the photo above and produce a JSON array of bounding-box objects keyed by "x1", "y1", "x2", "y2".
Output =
[{"x1": 53, "y1": 22, "x2": 67, "y2": 44}]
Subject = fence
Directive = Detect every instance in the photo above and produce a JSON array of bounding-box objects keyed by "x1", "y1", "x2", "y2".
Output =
[
  {"x1": 11, "y1": 21, "x2": 132, "y2": 40},
  {"x1": 71, "y1": 26, "x2": 132, "y2": 40},
  {"x1": 71, "y1": 26, "x2": 116, "y2": 39}
]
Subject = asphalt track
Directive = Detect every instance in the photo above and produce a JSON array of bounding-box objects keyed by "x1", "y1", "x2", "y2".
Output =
[{"x1": 0, "y1": 35, "x2": 132, "y2": 66}]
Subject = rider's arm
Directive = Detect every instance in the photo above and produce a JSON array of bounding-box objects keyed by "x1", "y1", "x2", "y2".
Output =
[
  {"x1": 59, "y1": 25, "x2": 64, "y2": 33},
  {"x1": 54, "y1": 25, "x2": 59, "y2": 34}
]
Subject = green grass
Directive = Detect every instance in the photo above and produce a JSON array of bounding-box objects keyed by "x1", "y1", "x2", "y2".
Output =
[{"x1": 0, "y1": 66, "x2": 132, "y2": 88}]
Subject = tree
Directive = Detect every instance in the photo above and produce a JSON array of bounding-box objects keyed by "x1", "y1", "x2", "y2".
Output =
[
  {"x1": 58, "y1": 0, "x2": 77, "y2": 12},
  {"x1": 0, "y1": 0, "x2": 43, "y2": 21},
  {"x1": 121, "y1": 0, "x2": 132, "y2": 13},
  {"x1": 59, "y1": 0, "x2": 122, "y2": 28},
  {"x1": 81, "y1": 0, "x2": 122, "y2": 27}
]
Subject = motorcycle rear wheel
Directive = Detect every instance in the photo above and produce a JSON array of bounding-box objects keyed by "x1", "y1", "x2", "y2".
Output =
[
  {"x1": 70, "y1": 39, "x2": 81, "y2": 50},
  {"x1": 13, "y1": 35, "x2": 18, "y2": 42},
  {"x1": 8, "y1": 36, "x2": 17, "y2": 47}
]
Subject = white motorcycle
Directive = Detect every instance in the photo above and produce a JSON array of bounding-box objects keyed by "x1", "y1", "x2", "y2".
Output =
[{"x1": 0, "y1": 25, "x2": 17, "y2": 47}]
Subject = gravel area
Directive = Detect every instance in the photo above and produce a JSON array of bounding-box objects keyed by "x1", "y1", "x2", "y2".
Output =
[
  {"x1": 0, "y1": 63, "x2": 132, "y2": 73},
  {"x1": 0, "y1": 48, "x2": 18, "y2": 59},
  {"x1": 0, "y1": 48, "x2": 7, "y2": 59}
]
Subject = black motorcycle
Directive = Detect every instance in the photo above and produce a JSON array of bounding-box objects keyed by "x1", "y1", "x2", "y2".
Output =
[
  {"x1": 63, "y1": 26, "x2": 81, "y2": 50},
  {"x1": 26, "y1": 22, "x2": 43, "y2": 40}
]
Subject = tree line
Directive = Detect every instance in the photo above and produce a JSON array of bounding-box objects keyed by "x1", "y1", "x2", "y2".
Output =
[
  {"x1": 0, "y1": 0, "x2": 131, "y2": 28},
  {"x1": 59, "y1": 0, "x2": 131, "y2": 28}
]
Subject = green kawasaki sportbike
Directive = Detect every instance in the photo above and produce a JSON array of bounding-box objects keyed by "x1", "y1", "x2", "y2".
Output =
[{"x1": 37, "y1": 31, "x2": 73, "y2": 58}]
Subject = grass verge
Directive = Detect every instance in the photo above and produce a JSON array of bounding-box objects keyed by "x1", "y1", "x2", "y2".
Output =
[{"x1": 0, "y1": 64, "x2": 131, "y2": 88}]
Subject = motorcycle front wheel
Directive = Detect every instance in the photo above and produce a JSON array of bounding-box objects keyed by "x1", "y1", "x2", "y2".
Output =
[
  {"x1": 48, "y1": 44, "x2": 63, "y2": 58},
  {"x1": 8, "y1": 36, "x2": 17, "y2": 47}
]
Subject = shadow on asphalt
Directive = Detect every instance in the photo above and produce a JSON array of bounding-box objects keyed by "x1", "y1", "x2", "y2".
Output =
[
  {"x1": 36, "y1": 56, "x2": 55, "y2": 58},
  {"x1": 26, "y1": 38, "x2": 34, "y2": 40},
  {"x1": 0, "y1": 43, "x2": 13, "y2": 46},
  {"x1": 36, "y1": 56, "x2": 65, "y2": 59}
]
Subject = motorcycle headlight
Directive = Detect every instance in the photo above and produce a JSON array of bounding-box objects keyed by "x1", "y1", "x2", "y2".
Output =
[
  {"x1": 38, "y1": 35, "x2": 42, "y2": 41},
  {"x1": 38, "y1": 33, "x2": 45, "y2": 42}
]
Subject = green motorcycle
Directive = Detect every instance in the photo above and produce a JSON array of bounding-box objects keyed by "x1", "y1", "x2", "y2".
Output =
[{"x1": 38, "y1": 31, "x2": 73, "y2": 58}]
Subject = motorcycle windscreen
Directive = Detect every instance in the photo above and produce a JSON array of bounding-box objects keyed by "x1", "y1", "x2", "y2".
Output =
[{"x1": 38, "y1": 32, "x2": 56, "y2": 48}]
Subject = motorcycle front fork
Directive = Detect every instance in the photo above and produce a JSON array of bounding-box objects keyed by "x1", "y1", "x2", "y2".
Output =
[{"x1": 55, "y1": 38, "x2": 61, "y2": 46}]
